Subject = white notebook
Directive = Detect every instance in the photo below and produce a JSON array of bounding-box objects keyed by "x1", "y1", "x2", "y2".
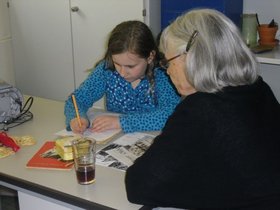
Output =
[
  {"x1": 56, "y1": 109, "x2": 121, "y2": 144},
  {"x1": 55, "y1": 128, "x2": 121, "y2": 144}
]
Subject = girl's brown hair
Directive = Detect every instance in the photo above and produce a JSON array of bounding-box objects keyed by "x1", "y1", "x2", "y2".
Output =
[{"x1": 103, "y1": 20, "x2": 160, "y2": 98}]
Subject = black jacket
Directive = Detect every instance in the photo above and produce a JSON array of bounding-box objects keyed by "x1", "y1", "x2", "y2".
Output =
[{"x1": 125, "y1": 77, "x2": 280, "y2": 210}]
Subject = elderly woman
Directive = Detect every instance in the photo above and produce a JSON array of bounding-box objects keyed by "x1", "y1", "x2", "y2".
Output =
[{"x1": 125, "y1": 9, "x2": 280, "y2": 210}]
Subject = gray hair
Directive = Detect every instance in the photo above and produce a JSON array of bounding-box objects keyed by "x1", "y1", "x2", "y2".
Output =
[{"x1": 160, "y1": 8, "x2": 259, "y2": 93}]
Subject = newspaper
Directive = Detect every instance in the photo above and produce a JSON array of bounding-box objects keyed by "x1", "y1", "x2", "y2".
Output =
[{"x1": 96, "y1": 132, "x2": 156, "y2": 171}]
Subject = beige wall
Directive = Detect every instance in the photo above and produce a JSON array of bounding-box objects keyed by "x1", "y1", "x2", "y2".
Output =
[{"x1": 0, "y1": 0, "x2": 15, "y2": 85}]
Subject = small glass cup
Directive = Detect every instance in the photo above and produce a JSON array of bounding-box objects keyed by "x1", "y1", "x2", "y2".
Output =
[{"x1": 72, "y1": 138, "x2": 96, "y2": 185}]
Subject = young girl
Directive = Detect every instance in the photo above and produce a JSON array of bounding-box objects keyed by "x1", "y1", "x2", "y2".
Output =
[{"x1": 64, "y1": 20, "x2": 180, "y2": 134}]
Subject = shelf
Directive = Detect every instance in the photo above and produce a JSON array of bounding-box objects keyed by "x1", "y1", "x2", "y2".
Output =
[{"x1": 256, "y1": 45, "x2": 280, "y2": 65}]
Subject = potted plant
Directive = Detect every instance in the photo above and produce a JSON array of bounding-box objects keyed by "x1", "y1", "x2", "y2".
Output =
[{"x1": 258, "y1": 19, "x2": 279, "y2": 46}]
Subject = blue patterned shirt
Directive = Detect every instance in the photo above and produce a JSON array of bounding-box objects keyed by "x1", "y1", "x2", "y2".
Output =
[{"x1": 64, "y1": 62, "x2": 180, "y2": 133}]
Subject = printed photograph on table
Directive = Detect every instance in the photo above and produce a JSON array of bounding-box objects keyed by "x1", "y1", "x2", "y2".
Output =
[{"x1": 96, "y1": 132, "x2": 155, "y2": 171}]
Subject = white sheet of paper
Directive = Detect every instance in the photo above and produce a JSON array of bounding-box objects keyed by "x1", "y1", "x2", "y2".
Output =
[
  {"x1": 57, "y1": 109, "x2": 121, "y2": 143},
  {"x1": 55, "y1": 128, "x2": 121, "y2": 143}
]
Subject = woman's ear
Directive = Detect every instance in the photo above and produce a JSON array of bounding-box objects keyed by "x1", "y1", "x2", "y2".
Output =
[{"x1": 147, "y1": 50, "x2": 156, "y2": 64}]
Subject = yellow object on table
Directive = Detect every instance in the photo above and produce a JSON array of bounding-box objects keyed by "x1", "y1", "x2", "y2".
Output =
[
  {"x1": 55, "y1": 136, "x2": 80, "y2": 161},
  {"x1": 0, "y1": 146, "x2": 15, "y2": 158}
]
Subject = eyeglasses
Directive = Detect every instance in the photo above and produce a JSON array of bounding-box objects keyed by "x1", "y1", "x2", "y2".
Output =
[{"x1": 159, "y1": 30, "x2": 199, "y2": 69}]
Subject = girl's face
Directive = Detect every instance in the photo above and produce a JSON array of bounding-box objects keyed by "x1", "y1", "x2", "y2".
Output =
[
  {"x1": 164, "y1": 45, "x2": 195, "y2": 96},
  {"x1": 112, "y1": 52, "x2": 153, "y2": 84}
]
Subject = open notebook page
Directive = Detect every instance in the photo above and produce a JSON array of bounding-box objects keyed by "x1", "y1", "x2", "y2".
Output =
[{"x1": 55, "y1": 109, "x2": 121, "y2": 144}]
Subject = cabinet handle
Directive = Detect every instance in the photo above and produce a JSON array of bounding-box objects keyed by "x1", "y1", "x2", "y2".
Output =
[{"x1": 71, "y1": 6, "x2": 79, "y2": 12}]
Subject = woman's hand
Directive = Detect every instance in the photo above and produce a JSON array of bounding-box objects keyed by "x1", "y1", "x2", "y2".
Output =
[
  {"x1": 91, "y1": 115, "x2": 120, "y2": 132},
  {"x1": 70, "y1": 117, "x2": 89, "y2": 134}
]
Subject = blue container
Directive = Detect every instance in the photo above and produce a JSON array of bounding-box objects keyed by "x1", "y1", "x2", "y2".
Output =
[{"x1": 161, "y1": 0, "x2": 243, "y2": 29}]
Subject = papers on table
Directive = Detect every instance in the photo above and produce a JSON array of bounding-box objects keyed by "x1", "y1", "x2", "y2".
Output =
[{"x1": 96, "y1": 132, "x2": 156, "y2": 171}]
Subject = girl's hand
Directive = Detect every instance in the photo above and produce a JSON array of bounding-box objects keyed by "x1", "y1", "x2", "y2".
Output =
[
  {"x1": 70, "y1": 117, "x2": 89, "y2": 134},
  {"x1": 91, "y1": 115, "x2": 120, "y2": 132}
]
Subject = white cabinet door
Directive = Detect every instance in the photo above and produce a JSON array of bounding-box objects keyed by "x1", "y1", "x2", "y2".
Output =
[
  {"x1": 70, "y1": 0, "x2": 144, "y2": 87},
  {"x1": 70, "y1": 0, "x2": 161, "y2": 108},
  {"x1": 10, "y1": 0, "x2": 75, "y2": 101}
]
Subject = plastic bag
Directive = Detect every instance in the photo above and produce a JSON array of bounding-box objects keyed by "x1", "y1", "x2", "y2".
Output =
[{"x1": 0, "y1": 79, "x2": 23, "y2": 123}]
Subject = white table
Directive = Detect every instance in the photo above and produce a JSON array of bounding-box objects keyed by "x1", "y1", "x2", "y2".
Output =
[
  {"x1": 0, "y1": 96, "x2": 142, "y2": 210},
  {"x1": 256, "y1": 45, "x2": 280, "y2": 65}
]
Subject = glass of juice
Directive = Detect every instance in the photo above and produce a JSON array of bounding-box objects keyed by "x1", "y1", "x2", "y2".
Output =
[{"x1": 72, "y1": 138, "x2": 96, "y2": 185}]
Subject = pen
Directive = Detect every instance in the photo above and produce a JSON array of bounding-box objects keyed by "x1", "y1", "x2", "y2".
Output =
[{"x1": 71, "y1": 94, "x2": 82, "y2": 128}]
